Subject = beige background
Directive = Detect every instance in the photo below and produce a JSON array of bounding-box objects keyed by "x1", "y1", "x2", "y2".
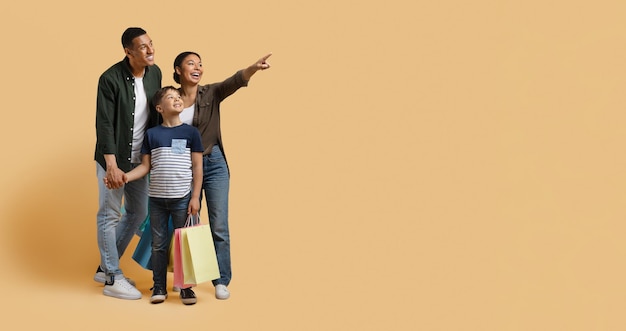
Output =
[{"x1": 1, "y1": 0, "x2": 625, "y2": 330}]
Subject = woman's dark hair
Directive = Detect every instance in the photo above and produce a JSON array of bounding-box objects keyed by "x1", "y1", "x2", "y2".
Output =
[{"x1": 173, "y1": 51, "x2": 201, "y2": 84}]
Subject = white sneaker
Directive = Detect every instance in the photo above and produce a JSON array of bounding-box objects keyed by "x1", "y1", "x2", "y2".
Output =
[
  {"x1": 172, "y1": 286, "x2": 180, "y2": 292},
  {"x1": 103, "y1": 278, "x2": 142, "y2": 300},
  {"x1": 94, "y1": 268, "x2": 136, "y2": 286},
  {"x1": 215, "y1": 284, "x2": 230, "y2": 300}
]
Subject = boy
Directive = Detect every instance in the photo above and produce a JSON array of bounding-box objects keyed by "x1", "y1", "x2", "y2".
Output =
[{"x1": 119, "y1": 86, "x2": 204, "y2": 305}]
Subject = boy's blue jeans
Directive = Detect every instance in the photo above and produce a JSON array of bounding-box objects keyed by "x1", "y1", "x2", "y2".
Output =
[{"x1": 149, "y1": 193, "x2": 191, "y2": 288}]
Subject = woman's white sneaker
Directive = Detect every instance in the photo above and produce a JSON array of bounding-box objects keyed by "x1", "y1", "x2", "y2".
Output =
[{"x1": 215, "y1": 284, "x2": 230, "y2": 300}]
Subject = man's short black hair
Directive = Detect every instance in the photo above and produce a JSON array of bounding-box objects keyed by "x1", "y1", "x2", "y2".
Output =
[{"x1": 121, "y1": 27, "x2": 147, "y2": 49}]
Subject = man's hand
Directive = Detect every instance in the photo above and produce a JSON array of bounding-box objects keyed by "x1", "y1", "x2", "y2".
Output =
[
  {"x1": 103, "y1": 173, "x2": 128, "y2": 189},
  {"x1": 106, "y1": 166, "x2": 125, "y2": 189}
]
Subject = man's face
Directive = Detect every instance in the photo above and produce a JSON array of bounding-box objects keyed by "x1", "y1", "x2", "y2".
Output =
[{"x1": 126, "y1": 34, "x2": 155, "y2": 67}]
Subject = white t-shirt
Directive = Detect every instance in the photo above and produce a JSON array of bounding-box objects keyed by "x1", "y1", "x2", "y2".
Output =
[
  {"x1": 131, "y1": 76, "x2": 149, "y2": 163},
  {"x1": 180, "y1": 104, "x2": 195, "y2": 126}
]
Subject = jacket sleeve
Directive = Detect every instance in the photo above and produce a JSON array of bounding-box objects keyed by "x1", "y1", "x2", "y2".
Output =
[
  {"x1": 214, "y1": 70, "x2": 248, "y2": 102},
  {"x1": 95, "y1": 74, "x2": 118, "y2": 155}
]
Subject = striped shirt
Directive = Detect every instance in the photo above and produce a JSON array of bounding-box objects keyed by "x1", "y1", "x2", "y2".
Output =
[{"x1": 141, "y1": 124, "x2": 203, "y2": 198}]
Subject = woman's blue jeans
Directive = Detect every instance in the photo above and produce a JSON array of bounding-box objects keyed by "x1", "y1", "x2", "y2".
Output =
[{"x1": 202, "y1": 145, "x2": 231, "y2": 286}]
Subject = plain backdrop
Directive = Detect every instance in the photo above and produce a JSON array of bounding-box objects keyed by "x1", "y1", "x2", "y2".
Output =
[{"x1": 1, "y1": 0, "x2": 626, "y2": 330}]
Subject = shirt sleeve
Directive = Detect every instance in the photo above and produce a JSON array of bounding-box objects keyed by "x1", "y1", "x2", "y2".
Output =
[
  {"x1": 190, "y1": 126, "x2": 204, "y2": 153},
  {"x1": 140, "y1": 131, "x2": 151, "y2": 155}
]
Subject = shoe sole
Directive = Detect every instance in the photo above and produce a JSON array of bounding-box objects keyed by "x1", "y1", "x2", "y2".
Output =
[
  {"x1": 103, "y1": 289, "x2": 142, "y2": 300},
  {"x1": 150, "y1": 294, "x2": 167, "y2": 304},
  {"x1": 94, "y1": 273, "x2": 106, "y2": 283},
  {"x1": 181, "y1": 298, "x2": 197, "y2": 305}
]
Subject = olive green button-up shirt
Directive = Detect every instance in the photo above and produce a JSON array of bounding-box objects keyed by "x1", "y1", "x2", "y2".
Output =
[{"x1": 94, "y1": 58, "x2": 162, "y2": 172}]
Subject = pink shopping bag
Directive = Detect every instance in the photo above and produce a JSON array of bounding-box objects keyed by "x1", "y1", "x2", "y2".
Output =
[{"x1": 172, "y1": 227, "x2": 196, "y2": 289}]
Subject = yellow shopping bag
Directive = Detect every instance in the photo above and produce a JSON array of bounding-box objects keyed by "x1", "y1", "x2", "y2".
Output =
[{"x1": 180, "y1": 218, "x2": 220, "y2": 285}]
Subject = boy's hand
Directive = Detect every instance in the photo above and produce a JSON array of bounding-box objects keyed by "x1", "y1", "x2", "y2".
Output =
[
  {"x1": 187, "y1": 198, "x2": 200, "y2": 216},
  {"x1": 104, "y1": 174, "x2": 129, "y2": 189}
]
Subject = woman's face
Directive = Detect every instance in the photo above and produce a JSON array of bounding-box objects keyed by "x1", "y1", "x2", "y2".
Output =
[{"x1": 178, "y1": 54, "x2": 203, "y2": 85}]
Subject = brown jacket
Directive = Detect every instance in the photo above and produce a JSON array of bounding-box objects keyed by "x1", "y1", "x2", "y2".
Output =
[{"x1": 187, "y1": 70, "x2": 248, "y2": 170}]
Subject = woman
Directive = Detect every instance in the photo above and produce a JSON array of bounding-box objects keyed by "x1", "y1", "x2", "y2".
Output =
[{"x1": 173, "y1": 51, "x2": 271, "y2": 300}]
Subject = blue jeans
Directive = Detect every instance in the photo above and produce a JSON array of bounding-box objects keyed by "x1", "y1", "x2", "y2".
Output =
[
  {"x1": 96, "y1": 162, "x2": 148, "y2": 280},
  {"x1": 202, "y1": 145, "x2": 231, "y2": 286},
  {"x1": 149, "y1": 193, "x2": 191, "y2": 288}
]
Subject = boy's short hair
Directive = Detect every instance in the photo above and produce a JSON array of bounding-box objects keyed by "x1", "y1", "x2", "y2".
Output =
[
  {"x1": 121, "y1": 27, "x2": 147, "y2": 49},
  {"x1": 151, "y1": 86, "x2": 179, "y2": 108}
]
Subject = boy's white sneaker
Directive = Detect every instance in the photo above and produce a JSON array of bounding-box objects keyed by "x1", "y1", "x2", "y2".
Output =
[
  {"x1": 103, "y1": 278, "x2": 142, "y2": 300},
  {"x1": 215, "y1": 284, "x2": 230, "y2": 300}
]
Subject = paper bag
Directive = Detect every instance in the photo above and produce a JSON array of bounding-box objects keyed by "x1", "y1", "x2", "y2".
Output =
[
  {"x1": 131, "y1": 216, "x2": 174, "y2": 270},
  {"x1": 172, "y1": 228, "x2": 196, "y2": 288},
  {"x1": 181, "y1": 223, "x2": 221, "y2": 284}
]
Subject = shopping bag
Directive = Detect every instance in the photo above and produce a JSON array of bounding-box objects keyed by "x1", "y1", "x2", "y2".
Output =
[
  {"x1": 132, "y1": 216, "x2": 174, "y2": 270},
  {"x1": 180, "y1": 216, "x2": 221, "y2": 285},
  {"x1": 172, "y1": 226, "x2": 196, "y2": 288},
  {"x1": 167, "y1": 234, "x2": 175, "y2": 272},
  {"x1": 131, "y1": 220, "x2": 153, "y2": 270}
]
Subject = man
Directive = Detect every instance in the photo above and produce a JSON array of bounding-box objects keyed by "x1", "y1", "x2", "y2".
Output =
[{"x1": 94, "y1": 27, "x2": 162, "y2": 300}]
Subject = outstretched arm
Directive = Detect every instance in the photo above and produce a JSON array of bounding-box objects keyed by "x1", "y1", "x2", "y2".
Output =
[
  {"x1": 242, "y1": 53, "x2": 272, "y2": 81},
  {"x1": 104, "y1": 154, "x2": 150, "y2": 189},
  {"x1": 125, "y1": 154, "x2": 151, "y2": 183}
]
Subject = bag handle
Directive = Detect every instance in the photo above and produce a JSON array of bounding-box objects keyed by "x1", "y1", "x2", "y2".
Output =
[{"x1": 184, "y1": 214, "x2": 201, "y2": 227}]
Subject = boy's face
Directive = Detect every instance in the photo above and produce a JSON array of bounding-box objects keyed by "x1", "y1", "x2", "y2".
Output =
[{"x1": 156, "y1": 90, "x2": 183, "y2": 115}]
